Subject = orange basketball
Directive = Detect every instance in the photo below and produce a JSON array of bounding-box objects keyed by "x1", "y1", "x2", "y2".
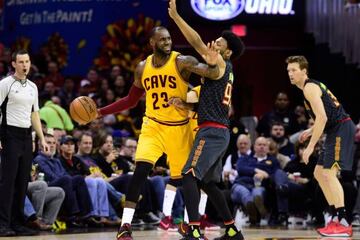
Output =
[{"x1": 70, "y1": 96, "x2": 97, "y2": 125}]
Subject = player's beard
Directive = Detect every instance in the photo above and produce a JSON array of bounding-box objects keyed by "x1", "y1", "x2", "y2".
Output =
[{"x1": 154, "y1": 45, "x2": 170, "y2": 57}]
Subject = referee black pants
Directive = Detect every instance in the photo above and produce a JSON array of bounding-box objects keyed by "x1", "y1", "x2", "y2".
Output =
[{"x1": 0, "y1": 126, "x2": 32, "y2": 227}]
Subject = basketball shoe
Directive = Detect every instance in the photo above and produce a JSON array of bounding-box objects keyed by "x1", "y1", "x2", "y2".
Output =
[
  {"x1": 116, "y1": 223, "x2": 132, "y2": 240},
  {"x1": 180, "y1": 225, "x2": 208, "y2": 240},
  {"x1": 318, "y1": 222, "x2": 352, "y2": 237},
  {"x1": 157, "y1": 216, "x2": 178, "y2": 231},
  {"x1": 317, "y1": 220, "x2": 337, "y2": 233},
  {"x1": 213, "y1": 225, "x2": 244, "y2": 240}
]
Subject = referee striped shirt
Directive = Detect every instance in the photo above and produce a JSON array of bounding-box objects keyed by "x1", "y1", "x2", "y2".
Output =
[{"x1": 0, "y1": 75, "x2": 39, "y2": 128}]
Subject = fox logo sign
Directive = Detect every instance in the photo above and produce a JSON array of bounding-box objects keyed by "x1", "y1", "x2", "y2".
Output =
[{"x1": 191, "y1": 0, "x2": 295, "y2": 21}]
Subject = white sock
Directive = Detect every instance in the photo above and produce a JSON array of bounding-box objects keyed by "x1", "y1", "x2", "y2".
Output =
[
  {"x1": 199, "y1": 191, "x2": 208, "y2": 216},
  {"x1": 162, "y1": 188, "x2": 176, "y2": 217},
  {"x1": 184, "y1": 207, "x2": 189, "y2": 223},
  {"x1": 121, "y1": 208, "x2": 135, "y2": 226}
]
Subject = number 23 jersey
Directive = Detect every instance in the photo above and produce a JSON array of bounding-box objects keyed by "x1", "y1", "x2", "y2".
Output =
[{"x1": 141, "y1": 51, "x2": 189, "y2": 124}]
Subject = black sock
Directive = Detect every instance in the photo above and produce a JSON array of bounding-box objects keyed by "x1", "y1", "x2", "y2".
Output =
[
  {"x1": 183, "y1": 174, "x2": 200, "y2": 222},
  {"x1": 329, "y1": 205, "x2": 337, "y2": 219},
  {"x1": 337, "y1": 207, "x2": 347, "y2": 222}
]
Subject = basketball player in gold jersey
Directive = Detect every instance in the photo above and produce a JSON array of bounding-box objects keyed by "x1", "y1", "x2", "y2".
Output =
[{"x1": 97, "y1": 26, "x2": 220, "y2": 240}]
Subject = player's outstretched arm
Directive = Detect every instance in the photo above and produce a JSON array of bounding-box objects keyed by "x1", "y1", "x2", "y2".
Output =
[
  {"x1": 177, "y1": 54, "x2": 220, "y2": 80},
  {"x1": 97, "y1": 61, "x2": 145, "y2": 117},
  {"x1": 168, "y1": 0, "x2": 207, "y2": 56}
]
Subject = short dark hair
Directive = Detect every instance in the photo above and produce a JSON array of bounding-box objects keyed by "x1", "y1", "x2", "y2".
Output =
[
  {"x1": 78, "y1": 131, "x2": 93, "y2": 143},
  {"x1": 285, "y1": 55, "x2": 309, "y2": 73},
  {"x1": 271, "y1": 121, "x2": 285, "y2": 129},
  {"x1": 221, "y1": 30, "x2": 245, "y2": 60},
  {"x1": 11, "y1": 49, "x2": 29, "y2": 62},
  {"x1": 150, "y1": 26, "x2": 168, "y2": 39}
]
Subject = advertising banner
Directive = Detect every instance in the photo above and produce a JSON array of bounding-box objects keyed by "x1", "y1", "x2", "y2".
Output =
[
  {"x1": 180, "y1": 0, "x2": 304, "y2": 27},
  {"x1": 0, "y1": 0, "x2": 168, "y2": 75}
]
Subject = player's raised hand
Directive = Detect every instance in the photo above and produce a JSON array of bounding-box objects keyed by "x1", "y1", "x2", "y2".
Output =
[
  {"x1": 168, "y1": 0, "x2": 178, "y2": 19},
  {"x1": 202, "y1": 41, "x2": 219, "y2": 66}
]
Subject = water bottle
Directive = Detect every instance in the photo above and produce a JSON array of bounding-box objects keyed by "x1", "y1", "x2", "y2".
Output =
[
  {"x1": 254, "y1": 176, "x2": 262, "y2": 188},
  {"x1": 38, "y1": 172, "x2": 45, "y2": 181}
]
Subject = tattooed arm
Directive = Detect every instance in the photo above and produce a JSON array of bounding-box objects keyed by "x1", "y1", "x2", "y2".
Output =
[{"x1": 177, "y1": 55, "x2": 220, "y2": 80}]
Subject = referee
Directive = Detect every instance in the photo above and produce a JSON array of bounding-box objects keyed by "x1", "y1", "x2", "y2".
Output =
[{"x1": 0, "y1": 50, "x2": 49, "y2": 236}]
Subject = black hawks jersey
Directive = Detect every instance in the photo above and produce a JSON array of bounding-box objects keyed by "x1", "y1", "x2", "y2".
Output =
[
  {"x1": 197, "y1": 61, "x2": 233, "y2": 127},
  {"x1": 303, "y1": 79, "x2": 349, "y2": 132}
]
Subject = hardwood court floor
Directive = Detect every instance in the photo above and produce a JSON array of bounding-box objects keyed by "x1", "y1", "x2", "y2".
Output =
[{"x1": 1, "y1": 227, "x2": 359, "y2": 240}]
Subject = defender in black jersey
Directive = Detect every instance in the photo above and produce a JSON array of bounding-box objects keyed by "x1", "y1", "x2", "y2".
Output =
[
  {"x1": 169, "y1": 1, "x2": 245, "y2": 239},
  {"x1": 286, "y1": 56, "x2": 355, "y2": 237}
]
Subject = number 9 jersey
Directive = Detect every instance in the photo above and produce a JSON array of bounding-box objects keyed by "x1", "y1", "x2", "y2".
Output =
[{"x1": 141, "y1": 51, "x2": 189, "y2": 124}]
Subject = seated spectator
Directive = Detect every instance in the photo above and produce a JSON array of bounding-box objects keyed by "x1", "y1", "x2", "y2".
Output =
[
  {"x1": 57, "y1": 77, "x2": 77, "y2": 110},
  {"x1": 39, "y1": 95, "x2": 74, "y2": 132},
  {"x1": 272, "y1": 141, "x2": 317, "y2": 225},
  {"x1": 109, "y1": 65, "x2": 122, "y2": 82},
  {"x1": 39, "y1": 81, "x2": 57, "y2": 102},
  {"x1": 294, "y1": 105, "x2": 308, "y2": 131},
  {"x1": 231, "y1": 137, "x2": 280, "y2": 225},
  {"x1": 257, "y1": 92, "x2": 300, "y2": 137},
  {"x1": 75, "y1": 132, "x2": 123, "y2": 225},
  {"x1": 223, "y1": 105, "x2": 248, "y2": 159},
  {"x1": 78, "y1": 79, "x2": 94, "y2": 97},
  {"x1": 268, "y1": 139, "x2": 290, "y2": 170},
  {"x1": 24, "y1": 180, "x2": 65, "y2": 230},
  {"x1": 290, "y1": 118, "x2": 315, "y2": 145},
  {"x1": 222, "y1": 134, "x2": 252, "y2": 188},
  {"x1": 43, "y1": 61, "x2": 64, "y2": 89},
  {"x1": 89, "y1": 118, "x2": 107, "y2": 148},
  {"x1": 270, "y1": 122, "x2": 295, "y2": 159},
  {"x1": 58, "y1": 135, "x2": 110, "y2": 226},
  {"x1": 113, "y1": 75, "x2": 128, "y2": 98},
  {"x1": 80, "y1": 68, "x2": 100, "y2": 97},
  {"x1": 92, "y1": 134, "x2": 160, "y2": 225},
  {"x1": 34, "y1": 133, "x2": 93, "y2": 224}
]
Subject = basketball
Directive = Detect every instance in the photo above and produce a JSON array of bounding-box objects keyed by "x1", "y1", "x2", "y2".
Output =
[{"x1": 70, "y1": 96, "x2": 98, "y2": 125}]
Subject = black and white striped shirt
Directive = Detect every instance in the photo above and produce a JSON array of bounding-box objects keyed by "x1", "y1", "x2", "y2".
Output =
[{"x1": 0, "y1": 75, "x2": 39, "y2": 128}]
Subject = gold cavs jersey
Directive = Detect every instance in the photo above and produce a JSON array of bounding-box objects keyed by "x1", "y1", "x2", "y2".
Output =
[{"x1": 141, "y1": 51, "x2": 189, "y2": 124}]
